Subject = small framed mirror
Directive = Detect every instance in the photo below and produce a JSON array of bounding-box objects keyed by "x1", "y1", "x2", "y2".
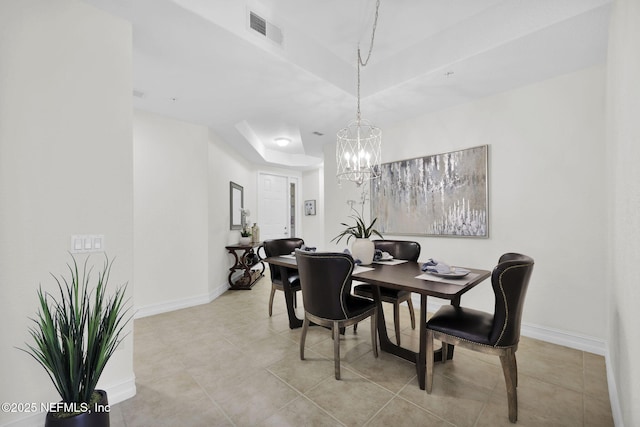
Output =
[{"x1": 230, "y1": 181, "x2": 243, "y2": 230}]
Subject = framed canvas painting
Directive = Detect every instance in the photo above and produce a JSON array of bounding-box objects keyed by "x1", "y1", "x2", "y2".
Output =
[
  {"x1": 371, "y1": 145, "x2": 488, "y2": 237},
  {"x1": 304, "y1": 200, "x2": 316, "y2": 216}
]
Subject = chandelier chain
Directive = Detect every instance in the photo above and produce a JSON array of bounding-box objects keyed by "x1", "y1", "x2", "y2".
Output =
[
  {"x1": 356, "y1": 0, "x2": 381, "y2": 122},
  {"x1": 358, "y1": 0, "x2": 381, "y2": 68},
  {"x1": 336, "y1": 0, "x2": 382, "y2": 186}
]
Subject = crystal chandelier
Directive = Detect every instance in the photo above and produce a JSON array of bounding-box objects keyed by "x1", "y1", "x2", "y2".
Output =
[{"x1": 336, "y1": 0, "x2": 382, "y2": 186}]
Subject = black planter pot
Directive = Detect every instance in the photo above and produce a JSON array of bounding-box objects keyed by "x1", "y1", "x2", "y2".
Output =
[{"x1": 45, "y1": 390, "x2": 110, "y2": 427}]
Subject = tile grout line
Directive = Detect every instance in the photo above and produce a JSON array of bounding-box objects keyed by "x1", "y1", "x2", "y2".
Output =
[{"x1": 266, "y1": 368, "x2": 348, "y2": 427}]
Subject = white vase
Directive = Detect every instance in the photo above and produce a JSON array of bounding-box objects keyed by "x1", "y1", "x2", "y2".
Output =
[
  {"x1": 351, "y1": 238, "x2": 375, "y2": 265},
  {"x1": 239, "y1": 236, "x2": 252, "y2": 245}
]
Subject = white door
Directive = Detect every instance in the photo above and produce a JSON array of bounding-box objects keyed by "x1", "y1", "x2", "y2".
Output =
[{"x1": 258, "y1": 173, "x2": 290, "y2": 241}]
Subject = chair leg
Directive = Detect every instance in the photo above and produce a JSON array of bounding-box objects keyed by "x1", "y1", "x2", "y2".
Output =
[
  {"x1": 354, "y1": 322, "x2": 358, "y2": 332},
  {"x1": 268, "y1": 285, "x2": 276, "y2": 317},
  {"x1": 513, "y1": 351, "x2": 518, "y2": 388},
  {"x1": 426, "y1": 329, "x2": 434, "y2": 393},
  {"x1": 393, "y1": 302, "x2": 401, "y2": 346},
  {"x1": 333, "y1": 321, "x2": 341, "y2": 380},
  {"x1": 499, "y1": 348, "x2": 518, "y2": 423},
  {"x1": 370, "y1": 310, "x2": 378, "y2": 357},
  {"x1": 300, "y1": 315, "x2": 310, "y2": 360},
  {"x1": 407, "y1": 298, "x2": 416, "y2": 329}
]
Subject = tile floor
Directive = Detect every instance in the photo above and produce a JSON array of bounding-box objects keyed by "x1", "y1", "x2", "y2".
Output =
[{"x1": 110, "y1": 272, "x2": 614, "y2": 426}]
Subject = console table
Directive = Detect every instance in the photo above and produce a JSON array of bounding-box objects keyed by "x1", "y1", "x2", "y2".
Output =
[{"x1": 225, "y1": 242, "x2": 265, "y2": 290}]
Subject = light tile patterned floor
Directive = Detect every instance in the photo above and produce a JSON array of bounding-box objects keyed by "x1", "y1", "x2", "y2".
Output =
[{"x1": 110, "y1": 272, "x2": 613, "y2": 426}]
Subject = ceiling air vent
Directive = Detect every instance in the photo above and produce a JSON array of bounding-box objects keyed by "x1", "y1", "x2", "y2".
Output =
[
  {"x1": 250, "y1": 12, "x2": 266, "y2": 36},
  {"x1": 249, "y1": 11, "x2": 283, "y2": 45}
]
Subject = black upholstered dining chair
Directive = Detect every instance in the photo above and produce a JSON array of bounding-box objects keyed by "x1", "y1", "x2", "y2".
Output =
[
  {"x1": 353, "y1": 240, "x2": 420, "y2": 345},
  {"x1": 262, "y1": 238, "x2": 304, "y2": 316},
  {"x1": 295, "y1": 250, "x2": 378, "y2": 380},
  {"x1": 426, "y1": 253, "x2": 534, "y2": 423}
]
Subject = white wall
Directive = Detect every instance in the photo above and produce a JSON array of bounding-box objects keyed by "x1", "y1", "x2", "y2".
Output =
[
  {"x1": 132, "y1": 110, "x2": 310, "y2": 313},
  {"x1": 133, "y1": 111, "x2": 268, "y2": 314},
  {"x1": 606, "y1": 0, "x2": 640, "y2": 424},
  {"x1": 134, "y1": 111, "x2": 209, "y2": 315},
  {"x1": 325, "y1": 65, "x2": 607, "y2": 347},
  {"x1": 208, "y1": 130, "x2": 259, "y2": 296},
  {"x1": 301, "y1": 167, "x2": 325, "y2": 248},
  {"x1": 0, "y1": 1, "x2": 134, "y2": 425}
]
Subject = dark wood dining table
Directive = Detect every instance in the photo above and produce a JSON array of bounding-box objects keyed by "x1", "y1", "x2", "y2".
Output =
[{"x1": 263, "y1": 254, "x2": 491, "y2": 390}]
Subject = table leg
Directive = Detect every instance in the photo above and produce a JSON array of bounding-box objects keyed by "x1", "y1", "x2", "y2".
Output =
[
  {"x1": 371, "y1": 285, "x2": 421, "y2": 362},
  {"x1": 371, "y1": 287, "x2": 449, "y2": 390},
  {"x1": 279, "y1": 265, "x2": 303, "y2": 329},
  {"x1": 372, "y1": 285, "x2": 391, "y2": 349},
  {"x1": 417, "y1": 294, "x2": 428, "y2": 389},
  {"x1": 446, "y1": 343, "x2": 456, "y2": 360}
]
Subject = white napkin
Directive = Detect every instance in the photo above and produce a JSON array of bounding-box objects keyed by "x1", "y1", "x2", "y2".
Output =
[{"x1": 422, "y1": 258, "x2": 451, "y2": 274}]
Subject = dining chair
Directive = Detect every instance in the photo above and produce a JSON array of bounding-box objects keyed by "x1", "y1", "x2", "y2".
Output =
[
  {"x1": 353, "y1": 240, "x2": 420, "y2": 345},
  {"x1": 262, "y1": 238, "x2": 304, "y2": 316},
  {"x1": 426, "y1": 253, "x2": 534, "y2": 423},
  {"x1": 295, "y1": 250, "x2": 378, "y2": 380}
]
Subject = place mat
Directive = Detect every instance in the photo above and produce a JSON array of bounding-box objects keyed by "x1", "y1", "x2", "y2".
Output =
[
  {"x1": 415, "y1": 272, "x2": 480, "y2": 285},
  {"x1": 353, "y1": 265, "x2": 375, "y2": 274},
  {"x1": 372, "y1": 259, "x2": 408, "y2": 266}
]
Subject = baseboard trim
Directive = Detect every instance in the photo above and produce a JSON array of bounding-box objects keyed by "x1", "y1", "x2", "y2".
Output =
[
  {"x1": 520, "y1": 322, "x2": 605, "y2": 355},
  {"x1": 605, "y1": 346, "x2": 624, "y2": 427},
  {"x1": 101, "y1": 375, "x2": 137, "y2": 405},
  {"x1": 209, "y1": 282, "x2": 229, "y2": 301},
  {"x1": 133, "y1": 282, "x2": 228, "y2": 319},
  {"x1": 424, "y1": 298, "x2": 606, "y2": 355}
]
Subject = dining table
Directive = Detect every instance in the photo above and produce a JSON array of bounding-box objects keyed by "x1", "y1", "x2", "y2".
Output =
[{"x1": 262, "y1": 254, "x2": 491, "y2": 390}]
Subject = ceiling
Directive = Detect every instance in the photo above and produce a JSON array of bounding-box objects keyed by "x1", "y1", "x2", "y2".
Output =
[{"x1": 83, "y1": 0, "x2": 612, "y2": 170}]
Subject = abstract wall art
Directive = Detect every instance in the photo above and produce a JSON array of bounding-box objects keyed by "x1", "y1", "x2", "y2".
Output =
[{"x1": 371, "y1": 145, "x2": 488, "y2": 237}]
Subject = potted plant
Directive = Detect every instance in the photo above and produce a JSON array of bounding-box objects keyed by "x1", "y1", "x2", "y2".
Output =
[
  {"x1": 332, "y1": 206, "x2": 383, "y2": 265},
  {"x1": 20, "y1": 254, "x2": 131, "y2": 427},
  {"x1": 239, "y1": 228, "x2": 252, "y2": 245}
]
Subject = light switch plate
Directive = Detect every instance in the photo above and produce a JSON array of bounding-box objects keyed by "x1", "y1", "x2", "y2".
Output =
[{"x1": 70, "y1": 234, "x2": 105, "y2": 253}]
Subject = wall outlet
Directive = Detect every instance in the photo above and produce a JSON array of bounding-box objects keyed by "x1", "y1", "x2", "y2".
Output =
[{"x1": 71, "y1": 234, "x2": 105, "y2": 253}]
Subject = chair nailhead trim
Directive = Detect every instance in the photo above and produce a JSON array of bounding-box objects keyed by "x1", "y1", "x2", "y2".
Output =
[{"x1": 496, "y1": 263, "x2": 529, "y2": 346}]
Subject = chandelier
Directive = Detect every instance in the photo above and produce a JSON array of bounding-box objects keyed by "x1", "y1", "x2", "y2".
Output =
[{"x1": 336, "y1": 0, "x2": 382, "y2": 186}]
